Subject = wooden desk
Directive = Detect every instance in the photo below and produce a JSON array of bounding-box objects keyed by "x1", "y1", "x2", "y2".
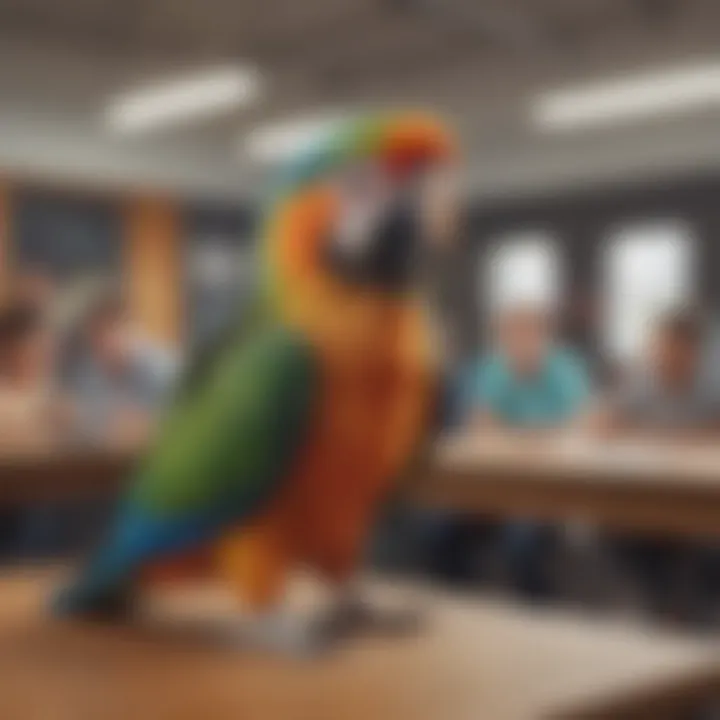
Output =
[
  {"x1": 415, "y1": 435, "x2": 720, "y2": 540},
  {"x1": 4, "y1": 435, "x2": 720, "y2": 540},
  {"x1": 0, "y1": 571, "x2": 718, "y2": 720},
  {"x1": 0, "y1": 448, "x2": 132, "y2": 505}
]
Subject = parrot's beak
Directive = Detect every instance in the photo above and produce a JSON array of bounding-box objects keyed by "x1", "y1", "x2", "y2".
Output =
[
  {"x1": 363, "y1": 189, "x2": 422, "y2": 292},
  {"x1": 324, "y1": 188, "x2": 418, "y2": 294}
]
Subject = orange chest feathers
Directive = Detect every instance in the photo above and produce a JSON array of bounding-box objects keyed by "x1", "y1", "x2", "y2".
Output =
[
  {"x1": 292, "y1": 308, "x2": 437, "y2": 513},
  {"x1": 281, "y1": 329, "x2": 435, "y2": 577}
]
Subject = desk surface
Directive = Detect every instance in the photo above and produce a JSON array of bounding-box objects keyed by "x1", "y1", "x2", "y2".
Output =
[
  {"x1": 5, "y1": 436, "x2": 720, "y2": 538},
  {"x1": 0, "y1": 571, "x2": 718, "y2": 720},
  {"x1": 415, "y1": 434, "x2": 720, "y2": 539},
  {"x1": 436, "y1": 434, "x2": 720, "y2": 487}
]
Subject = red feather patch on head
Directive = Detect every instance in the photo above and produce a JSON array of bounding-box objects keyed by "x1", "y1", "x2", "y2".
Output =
[{"x1": 379, "y1": 113, "x2": 456, "y2": 180}]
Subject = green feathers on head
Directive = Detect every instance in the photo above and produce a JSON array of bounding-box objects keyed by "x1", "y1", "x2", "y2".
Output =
[{"x1": 268, "y1": 115, "x2": 385, "y2": 201}]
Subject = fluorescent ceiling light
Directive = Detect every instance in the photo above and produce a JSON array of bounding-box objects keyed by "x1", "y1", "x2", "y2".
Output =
[
  {"x1": 532, "y1": 61, "x2": 720, "y2": 132},
  {"x1": 106, "y1": 65, "x2": 260, "y2": 135},
  {"x1": 243, "y1": 112, "x2": 348, "y2": 163}
]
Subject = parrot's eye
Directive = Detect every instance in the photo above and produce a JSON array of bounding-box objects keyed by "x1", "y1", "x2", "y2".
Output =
[
  {"x1": 332, "y1": 163, "x2": 393, "y2": 259},
  {"x1": 333, "y1": 198, "x2": 388, "y2": 258}
]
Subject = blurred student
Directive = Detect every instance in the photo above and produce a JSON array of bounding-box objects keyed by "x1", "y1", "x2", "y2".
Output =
[
  {"x1": 467, "y1": 304, "x2": 592, "y2": 598},
  {"x1": 600, "y1": 308, "x2": 719, "y2": 434},
  {"x1": 599, "y1": 309, "x2": 720, "y2": 622},
  {"x1": 0, "y1": 301, "x2": 70, "y2": 560},
  {"x1": 22, "y1": 292, "x2": 180, "y2": 560},
  {"x1": 0, "y1": 302, "x2": 66, "y2": 449},
  {"x1": 12, "y1": 270, "x2": 56, "y2": 315},
  {"x1": 67, "y1": 291, "x2": 178, "y2": 448},
  {"x1": 471, "y1": 304, "x2": 591, "y2": 430}
]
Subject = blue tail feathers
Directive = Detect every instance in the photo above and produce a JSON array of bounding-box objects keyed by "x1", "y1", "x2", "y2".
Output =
[{"x1": 51, "y1": 503, "x2": 225, "y2": 618}]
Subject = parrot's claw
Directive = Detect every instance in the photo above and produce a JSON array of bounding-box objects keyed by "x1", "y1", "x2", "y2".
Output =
[
  {"x1": 227, "y1": 612, "x2": 334, "y2": 659},
  {"x1": 318, "y1": 597, "x2": 425, "y2": 640},
  {"x1": 225, "y1": 597, "x2": 425, "y2": 658}
]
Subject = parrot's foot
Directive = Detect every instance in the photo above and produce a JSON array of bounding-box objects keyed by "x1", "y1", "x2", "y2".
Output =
[
  {"x1": 226, "y1": 595, "x2": 424, "y2": 658},
  {"x1": 228, "y1": 612, "x2": 334, "y2": 659},
  {"x1": 318, "y1": 595, "x2": 425, "y2": 641}
]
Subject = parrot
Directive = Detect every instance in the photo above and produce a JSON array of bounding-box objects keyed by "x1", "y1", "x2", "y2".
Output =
[{"x1": 53, "y1": 110, "x2": 459, "y2": 653}]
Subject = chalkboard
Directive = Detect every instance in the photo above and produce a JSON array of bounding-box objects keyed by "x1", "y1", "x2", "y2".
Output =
[
  {"x1": 13, "y1": 189, "x2": 122, "y2": 281},
  {"x1": 183, "y1": 204, "x2": 256, "y2": 350}
]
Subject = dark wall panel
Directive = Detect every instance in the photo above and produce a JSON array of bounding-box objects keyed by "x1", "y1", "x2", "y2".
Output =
[{"x1": 13, "y1": 189, "x2": 122, "y2": 281}]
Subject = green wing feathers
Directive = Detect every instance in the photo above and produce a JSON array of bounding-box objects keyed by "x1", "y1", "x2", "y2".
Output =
[{"x1": 128, "y1": 325, "x2": 318, "y2": 518}]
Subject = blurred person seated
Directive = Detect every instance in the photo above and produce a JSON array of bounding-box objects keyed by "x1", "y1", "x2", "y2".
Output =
[
  {"x1": 11, "y1": 269, "x2": 56, "y2": 314},
  {"x1": 471, "y1": 304, "x2": 591, "y2": 430},
  {"x1": 599, "y1": 308, "x2": 720, "y2": 624},
  {"x1": 599, "y1": 308, "x2": 719, "y2": 436},
  {"x1": 429, "y1": 304, "x2": 593, "y2": 598},
  {"x1": 0, "y1": 301, "x2": 71, "y2": 561},
  {"x1": 15, "y1": 292, "x2": 179, "y2": 562},
  {"x1": 0, "y1": 302, "x2": 67, "y2": 450},
  {"x1": 475, "y1": 305, "x2": 592, "y2": 599},
  {"x1": 66, "y1": 291, "x2": 178, "y2": 449}
]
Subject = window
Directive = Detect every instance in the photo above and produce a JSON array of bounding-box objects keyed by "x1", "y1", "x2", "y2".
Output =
[
  {"x1": 483, "y1": 231, "x2": 561, "y2": 316},
  {"x1": 602, "y1": 220, "x2": 695, "y2": 362},
  {"x1": 14, "y1": 190, "x2": 121, "y2": 281}
]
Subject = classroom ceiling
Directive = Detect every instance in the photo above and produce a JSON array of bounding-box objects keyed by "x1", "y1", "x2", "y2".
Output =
[{"x1": 0, "y1": 0, "x2": 719, "y2": 201}]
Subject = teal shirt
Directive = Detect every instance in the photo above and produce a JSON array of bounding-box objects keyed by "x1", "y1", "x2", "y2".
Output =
[{"x1": 470, "y1": 349, "x2": 590, "y2": 427}]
